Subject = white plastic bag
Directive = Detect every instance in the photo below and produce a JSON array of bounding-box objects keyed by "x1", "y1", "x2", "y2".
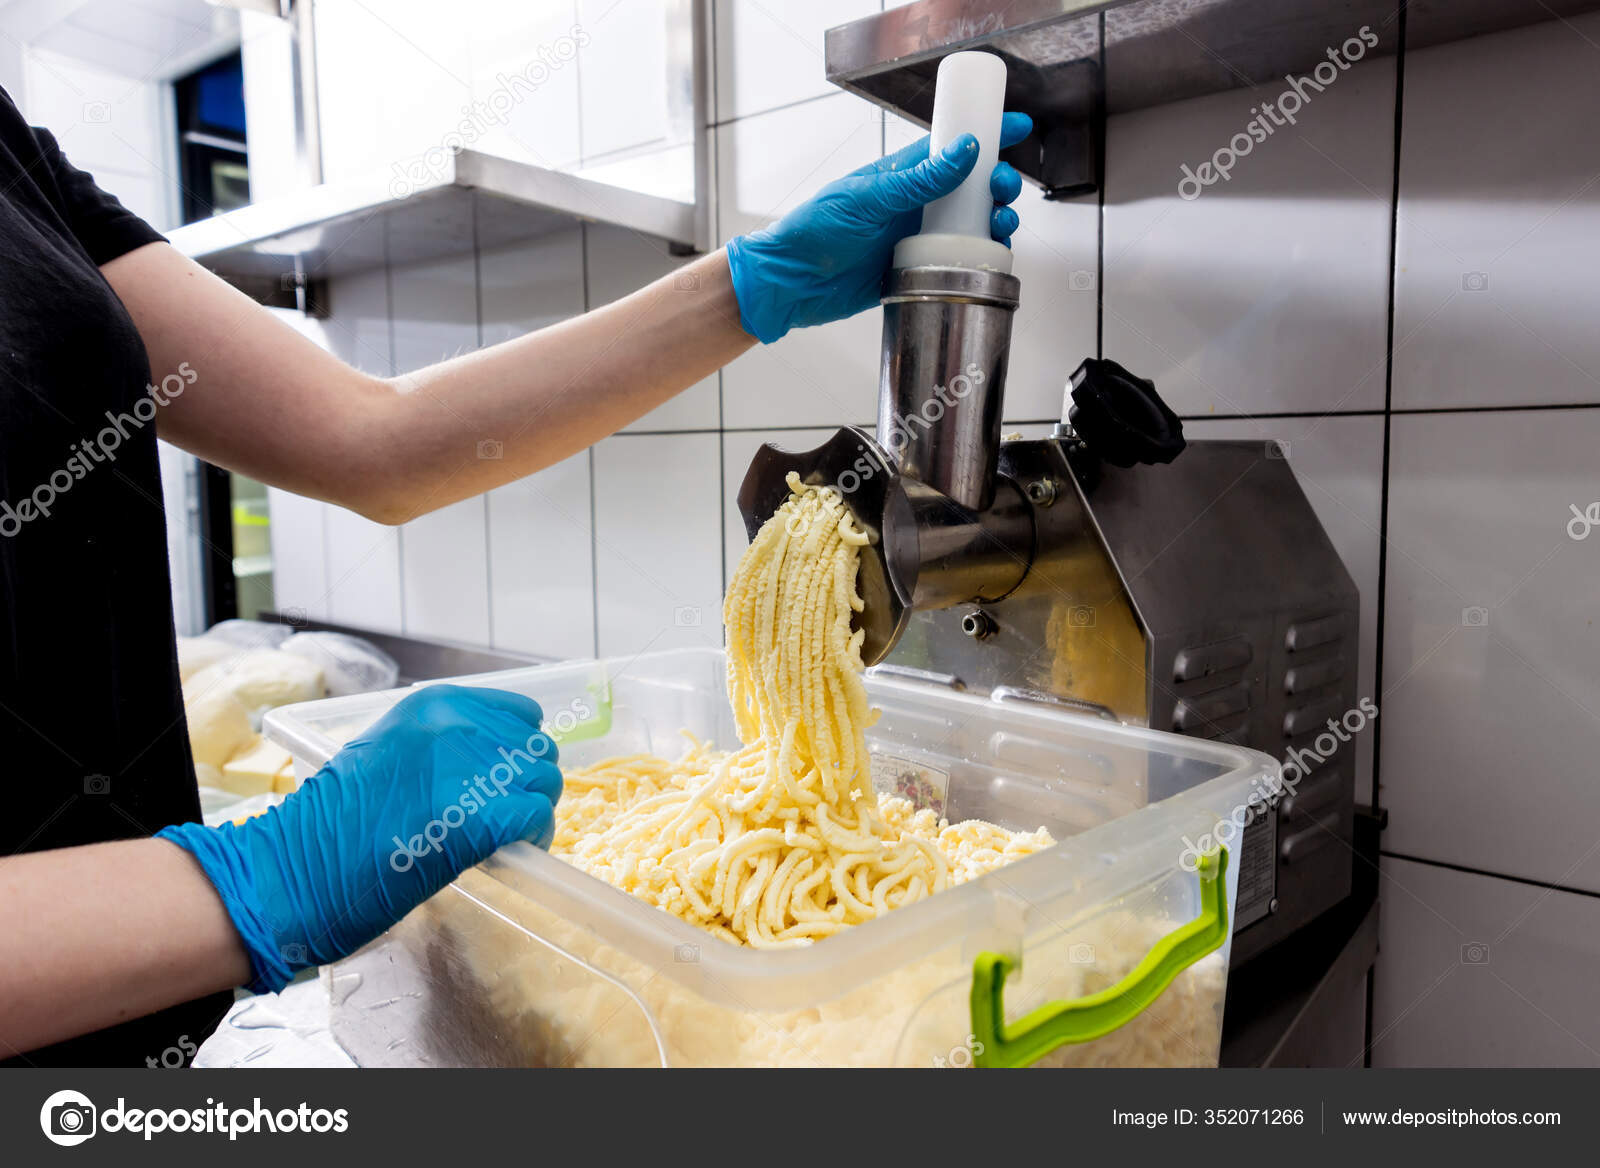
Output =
[
  {"x1": 203, "y1": 619, "x2": 295, "y2": 650},
  {"x1": 279, "y1": 632, "x2": 400, "y2": 696}
]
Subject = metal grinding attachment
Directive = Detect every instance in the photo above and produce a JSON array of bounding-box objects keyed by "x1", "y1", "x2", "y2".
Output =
[
  {"x1": 737, "y1": 52, "x2": 1037, "y2": 666},
  {"x1": 736, "y1": 425, "x2": 1035, "y2": 668}
]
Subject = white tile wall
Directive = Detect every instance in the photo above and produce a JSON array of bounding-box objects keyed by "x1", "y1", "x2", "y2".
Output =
[
  {"x1": 488, "y1": 452, "x2": 596, "y2": 660},
  {"x1": 1372, "y1": 857, "x2": 1600, "y2": 1066},
  {"x1": 576, "y1": 0, "x2": 670, "y2": 160},
  {"x1": 718, "y1": 92, "x2": 885, "y2": 429},
  {"x1": 1003, "y1": 184, "x2": 1100, "y2": 422},
  {"x1": 573, "y1": 142, "x2": 697, "y2": 203},
  {"x1": 323, "y1": 505, "x2": 403, "y2": 631},
  {"x1": 386, "y1": 252, "x2": 493, "y2": 643},
  {"x1": 18, "y1": 47, "x2": 174, "y2": 228},
  {"x1": 1102, "y1": 58, "x2": 1396, "y2": 417},
  {"x1": 1393, "y1": 14, "x2": 1600, "y2": 409},
  {"x1": 313, "y1": 0, "x2": 473, "y2": 185},
  {"x1": 0, "y1": 37, "x2": 22, "y2": 97},
  {"x1": 714, "y1": 0, "x2": 879, "y2": 123},
  {"x1": 467, "y1": 0, "x2": 583, "y2": 171},
  {"x1": 1381, "y1": 409, "x2": 1600, "y2": 894},
  {"x1": 312, "y1": 269, "x2": 406, "y2": 629},
  {"x1": 479, "y1": 230, "x2": 586, "y2": 345},
  {"x1": 315, "y1": 0, "x2": 640, "y2": 183},
  {"x1": 320, "y1": 267, "x2": 393, "y2": 375},
  {"x1": 585, "y1": 224, "x2": 720, "y2": 431},
  {"x1": 592, "y1": 433, "x2": 723, "y2": 656},
  {"x1": 239, "y1": 10, "x2": 303, "y2": 204}
]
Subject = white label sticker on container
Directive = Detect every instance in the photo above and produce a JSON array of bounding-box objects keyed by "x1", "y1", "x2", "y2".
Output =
[{"x1": 870, "y1": 753, "x2": 951, "y2": 818}]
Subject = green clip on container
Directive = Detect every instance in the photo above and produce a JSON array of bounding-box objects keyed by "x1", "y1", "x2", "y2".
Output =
[{"x1": 265, "y1": 648, "x2": 1274, "y2": 1068}]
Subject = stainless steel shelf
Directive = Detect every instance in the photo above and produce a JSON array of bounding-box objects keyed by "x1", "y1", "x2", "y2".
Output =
[
  {"x1": 826, "y1": 0, "x2": 1600, "y2": 196},
  {"x1": 167, "y1": 150, "x2": 702, "y2": 295}
]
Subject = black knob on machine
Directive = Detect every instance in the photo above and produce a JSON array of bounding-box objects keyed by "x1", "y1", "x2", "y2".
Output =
[{"x1": 1066, "y1": 358, "x2": 1186, "y2": 468}]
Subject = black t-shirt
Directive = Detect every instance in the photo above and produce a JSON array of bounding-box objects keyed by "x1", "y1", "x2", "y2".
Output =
[{"x1": 0, "y1": 87, "x2": 230, "y2": 1066}]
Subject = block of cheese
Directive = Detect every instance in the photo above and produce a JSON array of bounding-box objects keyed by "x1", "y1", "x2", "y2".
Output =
[
  {"x1": 272, "y1": 759, "x2": 299, "y2": 795},
  {"x1": 186, "y1": 649, "x2": 325, "y2": 717},
  {"x1": 220, "y1": 735, "x2": 294, "y2": 797},
  {"x1": 193, "y1": 762, "x2": 224, "y2": 790},
  {"x1": 185, "y1": 687, "x2": 255, "y2": 769}
]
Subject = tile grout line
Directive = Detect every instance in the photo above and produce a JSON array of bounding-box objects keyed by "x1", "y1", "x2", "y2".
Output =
[
  {"x1": 611, "y1": 401, "x2": 1600, "y2": 440},
  {"x1": 710, "y1": 89, "x2": 844, "y2": 130},
  {"x1": 1365, "y1": 0, "x2": 1409, "y2": 1069},
  {"x1": 1373, "y1": 3, "x2": 1409, "y2": 826},
  {"x1": 1381, "y1": 849, "x2": 1600, "y2": 903}
]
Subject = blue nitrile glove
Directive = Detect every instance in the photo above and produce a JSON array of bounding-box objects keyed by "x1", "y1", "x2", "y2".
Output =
[
  {"x1": 158, "y1": 684, "x2": 561, "y2": 994},
  {"x1": 724, "y1": 111, "x2": 1033, "y2": 344}
]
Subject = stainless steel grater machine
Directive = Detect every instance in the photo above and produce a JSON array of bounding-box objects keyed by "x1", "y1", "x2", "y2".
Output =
[{"x1": 737, "y1": 53, "x2": 1359, "y2": 965}]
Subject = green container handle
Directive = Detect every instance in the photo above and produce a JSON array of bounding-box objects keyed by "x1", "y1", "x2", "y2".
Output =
[
  {"x1": 970, "y1": 847, "x2": 1230, "y2": 1068},
  {"x1": 546, "y1": 681, "x2": 613, "y2": 747}
]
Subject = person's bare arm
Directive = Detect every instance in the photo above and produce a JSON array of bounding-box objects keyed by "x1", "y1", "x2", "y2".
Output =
[
  {"x1": 0, "y1": 838, "x2": 251, "y2": 1057},
  {"x1": 101, "y1": 242, "x2": 752, "y2": 524}
]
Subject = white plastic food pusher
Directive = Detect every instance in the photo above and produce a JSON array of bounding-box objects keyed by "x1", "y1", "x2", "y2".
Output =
[{"x1": 892, "y1": 50, "x2": 1013, "y2": 274}]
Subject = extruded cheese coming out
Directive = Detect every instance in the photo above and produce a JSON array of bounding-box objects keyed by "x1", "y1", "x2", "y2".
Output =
[{"x1": 220, "y1": 736, "x2": 294, "y2": 797}]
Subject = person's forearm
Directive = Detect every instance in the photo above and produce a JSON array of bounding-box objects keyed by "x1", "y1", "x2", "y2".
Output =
[
  {"x1": 366, "y1": 248, "x2": 753, "y2": 521},
  {"x1": 105, "y1": 242, "x2": 752, "y2": 526},
  {"x1": 0, "y1": 838, "x2": 251, "y2": 1057}
]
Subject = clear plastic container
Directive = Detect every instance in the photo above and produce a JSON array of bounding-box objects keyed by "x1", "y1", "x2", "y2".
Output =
[{"x1": 265, "y1": 648, "x2": 1275, "y2": 1068}]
